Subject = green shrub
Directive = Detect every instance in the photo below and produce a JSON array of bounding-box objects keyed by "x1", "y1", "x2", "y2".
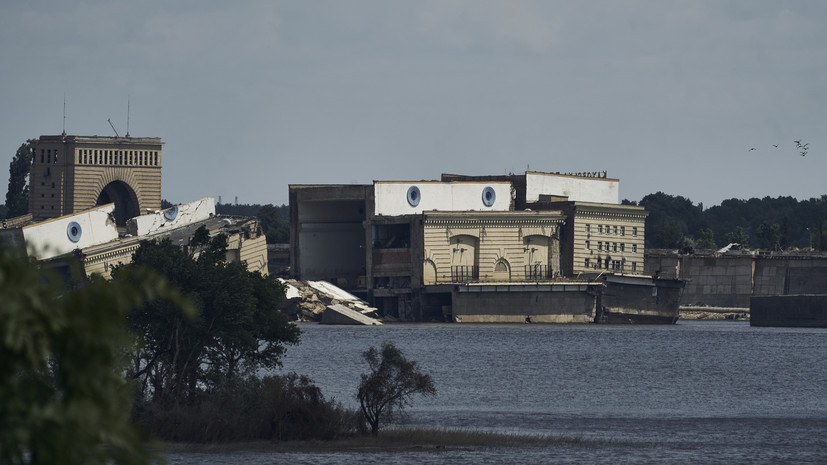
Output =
[{"x1": 136, "y1": 373, "x2": 359, "y2": 443}]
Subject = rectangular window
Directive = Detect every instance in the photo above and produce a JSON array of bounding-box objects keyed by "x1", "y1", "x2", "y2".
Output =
[
  {"x1": 585, "y1": 240, "x2": 590, "y2": 250},
  {"x1": 613, "y1": 242, "x2": 617, "y2": 252},
  {"x1": 614, "y1": 225, "x2": 618, "y2": 235},
  {"x1": 632, "y1": 244, "x2": 638, "y2": 253},
  {"x1": 40, "y1": 150, "x2": 44, "y2": 164},
  {"x1": 585, "y1": 224, "x2": 590, "y2": 233},
  {"x1": 585, "y1": 258, "x2": 590, "y2": 268},
  {"x1": 47, "y1": 150, "x2": 51, "y2": 164},
  {"x1": 606, "y1": 225, "x2": 611, "y2": 234},
  {"x1": 597, "y1": 241, "x2": 602, "y2": 251},
  {"x1": 621, "y1": 226, "x2": 625, "y2": 236},
  {"x1": 632, "y1": 262, "x2": 637, "y2": 271},
  {"x1": 620, "y1": 243, "x2": 625, "y2": 252},
  {"x1": 633, "y1": 227, "x2": 638, "y2": 236},
  {"x1": 596, "y1": 257, "x2": 602, "y2": 268},
  {"x1": 598, "y1": 225, "x2": 603, "y2": 234}
]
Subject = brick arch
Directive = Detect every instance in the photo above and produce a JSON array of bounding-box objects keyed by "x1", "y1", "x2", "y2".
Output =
[
  {"x1": 92, "y1": 167, "x2": 143, "y2": 203},
  {"x1": 97, "y1": 181, "x2": 140, "y2": 226},
  {"x1": 92, "y1": 168, "x2": 144, "y2": 226}
]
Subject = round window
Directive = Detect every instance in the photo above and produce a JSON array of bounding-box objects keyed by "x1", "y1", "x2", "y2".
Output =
[
  {"x1": 164, "y1": 206, "x2": 179, "y2": 221},
  {"x1": 407, "y1": 186, "x2": 421, "y2": 207},
  {"x1": 67, "y1": 221, "x2": 82, "y2": 243},
  {"x1": 482, "y1": 186, "x2": 496, "y2": 207}
]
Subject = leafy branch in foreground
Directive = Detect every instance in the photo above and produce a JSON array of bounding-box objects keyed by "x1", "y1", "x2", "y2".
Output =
[{"x1": 0, "y1": 244, "x2": 190, "y2": 465}]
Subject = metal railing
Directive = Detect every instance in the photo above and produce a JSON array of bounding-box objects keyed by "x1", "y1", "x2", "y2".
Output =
[
  {"x1": 524, "y1": 264, "x2": 553, "y2": 280},
  {"x1": 451, "y1": 265, "x2": 479, "y2": 282}
]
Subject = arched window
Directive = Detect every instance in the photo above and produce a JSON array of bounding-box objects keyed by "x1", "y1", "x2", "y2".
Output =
[{"x1": 493, "y1": 259, "x2": 510, "y2": 281}]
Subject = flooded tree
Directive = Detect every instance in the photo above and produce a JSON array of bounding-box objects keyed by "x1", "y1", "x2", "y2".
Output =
[{"x1": 356, "y1": 342, "x2": 436, "y2": 436}]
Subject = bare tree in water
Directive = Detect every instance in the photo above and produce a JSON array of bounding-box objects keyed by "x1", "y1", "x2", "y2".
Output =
[{"x1": 356, "y1": 342, "x2": 436, "y2": 436}]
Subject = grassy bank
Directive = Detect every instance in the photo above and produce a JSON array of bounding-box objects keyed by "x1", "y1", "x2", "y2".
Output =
[{"x1": 159, "y1": 428, "x2": 593, "y2": 453}]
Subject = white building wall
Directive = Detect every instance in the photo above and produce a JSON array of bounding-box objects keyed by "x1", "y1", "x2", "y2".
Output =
[
  {"x1": 374, "y1": 182, "x2": 511, "y2": 216},
  {"x1": 22, "y1": 204, "x2": 119, "y2": 260},
  {"x1": 525, "y1": 172, "x2": 619, "y2": 204},
  {"x1": 126, "y1": 197, "x2": 216, "y2": 237}
]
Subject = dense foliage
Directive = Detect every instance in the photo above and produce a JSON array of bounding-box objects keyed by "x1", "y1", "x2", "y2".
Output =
[
  {"x1": 633, "y1": 192, "x2": 827, "y2": 251},
  {"x1": 214, "y1": 202, "x2": 290, "y2": 243},
  {"x1": 138, "y1": 373, "x2": 358, "y2": 443},
  {"x1": 112, "y1": 228, "x2": 301, "y2": 408},
  {"x1": 0, "y1": 244, "x2": 188, "y2": 465},
  {"x1": 3, "y1": 142, "x2": 33, "y2": 219},
  {"x1": 357, "y1": 342, "x2": 436, "y2": 436}
]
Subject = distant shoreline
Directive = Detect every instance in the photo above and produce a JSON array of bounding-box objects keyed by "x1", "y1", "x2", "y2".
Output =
[{"x1": 157, "y1": 428, "x2": 595, "y2": 454}]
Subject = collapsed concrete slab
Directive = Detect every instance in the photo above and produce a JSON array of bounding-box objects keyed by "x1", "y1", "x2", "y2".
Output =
[
  {"x1": 321, "y1": 304, "x2": 383, "y2": 325},
  {"x1": 278, "y1": 278, "x2": 380, "y2": 322}
]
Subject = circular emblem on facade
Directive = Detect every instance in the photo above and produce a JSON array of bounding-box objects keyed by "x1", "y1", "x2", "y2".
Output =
[
  {"x1": 163, "y1": 206, "x2": 179, "y2": 221},
  {"x1": 407, "y1": 186, "x2": 421, "y2": 207},
  {"x1": 482, "y1": 186, "x2": 496, "y2": 207},
  {"x1": 67, "y1": 221, "x2": 82, "y2": 243}
]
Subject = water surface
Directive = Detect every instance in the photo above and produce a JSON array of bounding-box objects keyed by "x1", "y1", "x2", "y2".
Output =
[{"x1": 168, "y1": 321, "x2": 827, "y2": 464}]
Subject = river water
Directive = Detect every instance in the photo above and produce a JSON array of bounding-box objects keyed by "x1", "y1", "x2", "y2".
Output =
[{"x1": 167, "y1": 321, "x2": 827, "y2": 464}]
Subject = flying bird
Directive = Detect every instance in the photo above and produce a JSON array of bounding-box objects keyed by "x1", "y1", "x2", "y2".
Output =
[
  {"x1": 748, "y1": 147, "x2": 757, "y2": 151},
  {"x1": 773, "y1": 144, "x2": 779, "y2": 148}
]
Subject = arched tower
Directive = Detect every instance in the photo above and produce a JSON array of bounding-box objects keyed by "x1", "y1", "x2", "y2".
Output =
[{"x1": 29, "y1": 135, "x2": 163, "y2": 226}]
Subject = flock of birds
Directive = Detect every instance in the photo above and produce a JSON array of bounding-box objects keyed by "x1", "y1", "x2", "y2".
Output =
[{"x1": 748, "y1": 140, "x2": 810, "y2": 156}]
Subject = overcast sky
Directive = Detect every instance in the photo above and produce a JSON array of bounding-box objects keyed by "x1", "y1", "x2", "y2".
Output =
[{"x1": 2, "y1": 1, "x2": 825, "y2": 208}]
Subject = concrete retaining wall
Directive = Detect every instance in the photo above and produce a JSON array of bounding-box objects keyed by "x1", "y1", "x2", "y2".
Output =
[
  {"x1": 451, "y1": 285, "x2": 597, "y2": 323},
  {"x1": 750, "y1": 295, "x2": 827, "y2": 327},
  {"x1": 645, "y1": 252, "x2": 827, "y2": 308}
]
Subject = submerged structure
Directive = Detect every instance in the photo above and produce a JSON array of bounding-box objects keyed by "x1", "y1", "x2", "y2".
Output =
[{"x1": 290, "y1": 170, "x2": 683, "y2": 323}]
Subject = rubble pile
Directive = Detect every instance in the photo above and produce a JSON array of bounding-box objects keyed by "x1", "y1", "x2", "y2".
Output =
[{"x1": 279, "y1": 279, "x2": 380, "y2": 322}]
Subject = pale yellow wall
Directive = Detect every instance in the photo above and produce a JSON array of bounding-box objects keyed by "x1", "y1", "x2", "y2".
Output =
[
  {"x1": 571, "y1": 209, "x2": 646, "y2": 275},
  {"x1": 232, "y1": 231, "x2": 269, "y2": 275},
  {"x1": 423, "y1": 213, "x2": 564, "y2": 284},
  {"x1": 82, "y1": 243, "x2": 140, "y2": 279}
]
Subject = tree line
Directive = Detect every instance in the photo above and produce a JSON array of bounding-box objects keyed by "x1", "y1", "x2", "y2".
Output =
[{"x1": 630, "y1": 192, "x2": 827, "y2": 251}]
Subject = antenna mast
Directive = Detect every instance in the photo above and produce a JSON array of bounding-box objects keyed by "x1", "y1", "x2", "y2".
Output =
[
  {"x1": 126, "y1": 96, "x2": 131, "y2": 137},
  {"x1": 108, "y1": 118, "x2": 120, "y2": 137},
  {"x1": 62, "y1": 94, "x2": 67, "y2": 136}
]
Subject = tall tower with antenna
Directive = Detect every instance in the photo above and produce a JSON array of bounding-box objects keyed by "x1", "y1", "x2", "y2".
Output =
[{"x1": 29, "y1": 131, "x2": 163, "y2": 226}]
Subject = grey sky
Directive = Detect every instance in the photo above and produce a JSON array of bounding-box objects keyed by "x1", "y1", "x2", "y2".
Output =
[{"x1": 2, "y1": 1, "x2": 825, "y2": 208}]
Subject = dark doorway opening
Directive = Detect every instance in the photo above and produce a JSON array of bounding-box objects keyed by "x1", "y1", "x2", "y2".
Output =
[{"x1": 96, "y1": 181, "x2": 139, "y2": 226}]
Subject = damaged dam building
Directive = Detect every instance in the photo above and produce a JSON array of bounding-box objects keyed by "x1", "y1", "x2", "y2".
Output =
[{"x1": 290, "y1": 171, "x2": 683, "y2": 323}]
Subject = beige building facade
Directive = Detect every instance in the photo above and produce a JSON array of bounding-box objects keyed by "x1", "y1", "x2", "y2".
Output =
[
  {"x1": 423, "y1": 211, "x2": 566, "y2": 284},
  {"x1": 29, "y1": 135, "x2": 163, "y2": 225},
  {"x1": 290, "y1": 170, "x2": 651, "y2": 320},
  {"x1": 554, "y1": 202, "x2": 648, "y2": 276}
]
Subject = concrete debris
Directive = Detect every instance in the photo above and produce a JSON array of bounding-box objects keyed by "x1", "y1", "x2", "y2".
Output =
[
  {"x1": 279, "y1": 278, "x2": 380, "y2": 322},
  {"x1": 321, "y1": 304, "x2": 383, "y2": 325}
]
